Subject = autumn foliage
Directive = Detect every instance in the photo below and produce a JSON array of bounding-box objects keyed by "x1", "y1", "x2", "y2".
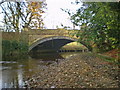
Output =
[{"x1": 104, "y1": 49, "x2": 119, "y2": 59}]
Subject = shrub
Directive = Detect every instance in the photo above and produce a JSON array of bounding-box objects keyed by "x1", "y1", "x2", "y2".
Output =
[{"x1": 2, "y1": 40, "x2": 28, "y2": 55}]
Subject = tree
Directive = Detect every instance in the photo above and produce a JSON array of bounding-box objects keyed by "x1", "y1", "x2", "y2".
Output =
[
  {"x1": 27, "y1": 2, "x2": 46, "y2": 29},
  {"x1": 67, "y1": 2, "x2": 120, "y2": 52},
  {"x1": 0, "y1": 0, "x2": 46, "y2": 32}
]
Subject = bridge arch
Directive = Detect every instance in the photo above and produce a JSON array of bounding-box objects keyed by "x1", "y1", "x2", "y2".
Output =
[{"x1": 29, "y1": 36, "x2": 90, "y2": 52}]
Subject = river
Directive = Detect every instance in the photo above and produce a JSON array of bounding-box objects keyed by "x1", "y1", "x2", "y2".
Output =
[{"x1": 1, "y1": 52, "x2": 80, "y2": 88}]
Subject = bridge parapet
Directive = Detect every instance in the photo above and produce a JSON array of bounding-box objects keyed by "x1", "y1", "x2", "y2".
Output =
[
  {"x1": 23, "y1": 28, "x2": 79, "y2": 45},
  {"x1": 27, "y1": 29, "x2": 69, "y2": 35},
  {"x1": 24, "y1": 28, "x2": 77, "y2": 45}
]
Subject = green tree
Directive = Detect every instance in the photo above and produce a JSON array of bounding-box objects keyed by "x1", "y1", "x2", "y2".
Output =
[{"x1": 67, "y1": 2, "x2": 120, "y2": 52}]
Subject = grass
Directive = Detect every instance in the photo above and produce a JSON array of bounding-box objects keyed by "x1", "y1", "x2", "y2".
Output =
[
  {"x1": 61, "y1": 42, "x2": 87, "y2": 50},
  {"x1": 96, "y1": 53, "x2": 119, "y2": 65}
]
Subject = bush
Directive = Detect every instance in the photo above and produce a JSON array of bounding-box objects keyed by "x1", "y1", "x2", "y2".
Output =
[
  {"x1": 2, "y1": 40, "x2": 11, "y2": 55},
  {"x1": 2, "y1": 40, "x2": 28, "y2": 55}
]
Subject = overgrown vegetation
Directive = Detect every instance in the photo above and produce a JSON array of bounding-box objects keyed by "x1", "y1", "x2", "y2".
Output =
[
  {"x1": 96, "y1": 54, "x2": 118, "y2": 64},
  {"x1": 64, "y1": 2, "x2": 120, "y2": 52},
  {"x1": 2, "y1": 40, "x2": 28, "y2": 56}
]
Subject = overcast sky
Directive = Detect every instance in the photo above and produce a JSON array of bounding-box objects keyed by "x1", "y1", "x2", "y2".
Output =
[
  {"x1": 43, "y1": 0, "x2": 81, "y2": 29},
  {"x1": 0, "y1": 0, "x2": 82, "y2": 29}
]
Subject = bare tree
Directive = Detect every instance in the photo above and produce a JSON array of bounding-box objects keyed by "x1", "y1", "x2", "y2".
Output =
[{"x1": 0, "y1": 0, "x2": 46, "y2": 32}]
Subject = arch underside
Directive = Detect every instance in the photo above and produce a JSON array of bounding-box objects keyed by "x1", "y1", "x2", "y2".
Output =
[{"x1": 29, "y1": 36, "x2": 89, "y2": 52}]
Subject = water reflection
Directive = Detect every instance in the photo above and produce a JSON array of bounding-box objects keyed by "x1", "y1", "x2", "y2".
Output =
[
  {"x1": 29, "y1": 52, "x2": 64, "y2": 60},
  {"x1": 1, "y1": 52, "x2": 80, "y2": 88},
  {"x1": 60, "y1": 52, "x2": 79, "y2": 59}
]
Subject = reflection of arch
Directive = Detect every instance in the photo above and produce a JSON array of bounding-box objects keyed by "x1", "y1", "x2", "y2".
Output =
[{"x1": 29, "y1": 36, "x2": 90, "y2": 52}]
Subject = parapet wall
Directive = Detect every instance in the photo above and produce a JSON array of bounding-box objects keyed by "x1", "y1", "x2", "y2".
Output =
[
  {"x1": 2, "y1": 28, "x2": 78, "y2": 45},
  {"x1": 2, "y1": 32, "x2": 28, "y2": 43},
  {"x1": 26, "y1": 29, "x2": 72, "y2": 45}
]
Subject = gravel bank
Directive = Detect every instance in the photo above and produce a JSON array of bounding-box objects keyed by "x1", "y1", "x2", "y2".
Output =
[{"x1": 24, "y1": 53, "x2": 119, "y2": 88}]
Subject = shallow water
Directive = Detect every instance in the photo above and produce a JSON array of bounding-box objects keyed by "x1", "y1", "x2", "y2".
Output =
[{"x1": 1, "y1": 52, "x2": 80, "y2": 88}]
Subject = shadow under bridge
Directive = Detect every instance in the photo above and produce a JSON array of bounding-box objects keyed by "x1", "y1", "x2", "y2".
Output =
[{"x1": 29, "y1": 36, "x2": 88, "y2": 53}]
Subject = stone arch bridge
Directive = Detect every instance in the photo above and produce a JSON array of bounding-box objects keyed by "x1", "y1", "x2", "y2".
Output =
[{"x1": 24, "y1": 28, "x2": 90, "y2": 52}]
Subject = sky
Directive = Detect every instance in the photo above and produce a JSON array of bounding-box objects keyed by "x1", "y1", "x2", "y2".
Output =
[
  {"x1": 43, "y1": 0, "x2": 81, "y2": 29},
  {"x1": 0, "y1": 0, "x2": 82, "y2": 30},
  {"x1": 0, "y1": 0, "x2": 119, "y2": 30}
]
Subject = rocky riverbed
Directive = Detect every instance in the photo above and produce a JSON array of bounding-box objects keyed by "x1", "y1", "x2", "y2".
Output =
[{"x1": 23, "y1": 53, "x2": 119, "y2": 88}]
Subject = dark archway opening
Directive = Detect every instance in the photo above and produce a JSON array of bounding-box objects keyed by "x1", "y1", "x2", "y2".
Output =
[
  {"x1": 29, "y1": 36, "x2": 91, "y2": 53},
  {"x1": 29, "y1": 39, "x2": 73, "y2": 53}
]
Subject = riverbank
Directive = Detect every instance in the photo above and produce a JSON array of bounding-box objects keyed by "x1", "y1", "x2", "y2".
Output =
[
  {"x1": 103, "y1": 49, "x2": 119, "y2": 60},
  {"x1": 2, "y1": 40, "x2": 28, "y2": 56},
  {"x1": 24, "y1": 52, "x2": 119, "y2": 88}
]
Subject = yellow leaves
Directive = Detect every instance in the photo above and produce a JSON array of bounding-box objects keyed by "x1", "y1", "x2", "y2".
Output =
[
  {"x1": 29, "y1": 2, "x2": 41, "y2": 8},
  {"x1": 28, "y1": 2, "x2": 44, "y2": 13},
  {"x1": 31, "y1": 2, "x2": 38, "y2": 6},
  {"x1": 32, "y1": 12, "x2": 42, "y2": 17},
  {"x1": 92, "y1": 44, "x2": 97, "y2": 48},
  {"x1": 109, "y1": 37, "x2": 116, "y2": 41},
  {"x1": 28, "y1": 2, "x2": 45, "y2": 19},
  {"x1": 26, "y1": 1, "x2": 46, "y2": 29}
]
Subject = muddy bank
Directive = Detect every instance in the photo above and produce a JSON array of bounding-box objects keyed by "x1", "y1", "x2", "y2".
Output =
[{"x1": 24, "y1": 53, "x2": 119, "y2": 88}]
